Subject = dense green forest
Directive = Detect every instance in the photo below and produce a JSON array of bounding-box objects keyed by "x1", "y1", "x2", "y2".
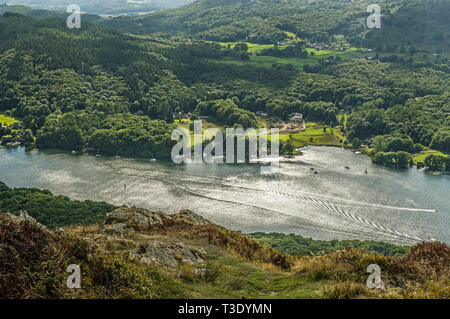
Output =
[
  {"x1": 102, "y1": 0, "x2": 450, "y2": 52},
  {"x1": 0, "y1": 181, "x2": 116, "y2": 228},
  {"x1": 0, "y1": 1, "x2": 449, "y2": 165},
  {"x1": 250, "y1": 232, "x2": 411, "y2": 257}
]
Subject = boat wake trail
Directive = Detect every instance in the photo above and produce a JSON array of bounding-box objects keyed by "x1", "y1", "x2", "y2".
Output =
[
  {"x1": 107, "y1": 162, "x2": 427, "y2": 244},
  {"x1": 169, "y1": 178, "x2": 424, "y2": 243}
]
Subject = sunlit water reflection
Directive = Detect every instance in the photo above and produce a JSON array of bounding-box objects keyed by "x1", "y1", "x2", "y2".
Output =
[{"x1": 0, "y1": 146, "x2": 448, "y2": 245}]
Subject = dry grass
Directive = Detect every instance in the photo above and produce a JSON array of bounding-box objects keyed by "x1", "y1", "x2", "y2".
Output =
[
  {"x1": 323, "y1": 281, "x2": 370, "y2": 299},
  {"x1": 1, "y1": 210, "x2": 448, "y2": 299},
  {"x1": 0, "y1": 213, "x2": 179, "y2": 299},
  {"x1": 159, "y1": 222, "x2": 295, "y2": 270},
  {"x1": 294, "y1": 242, "x2": 450, "y2": 298}
]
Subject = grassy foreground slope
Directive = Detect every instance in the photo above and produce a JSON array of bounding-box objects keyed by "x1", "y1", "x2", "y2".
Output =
[{"x1": 0, "y1": 201, "x2": 448, "y2": 299}]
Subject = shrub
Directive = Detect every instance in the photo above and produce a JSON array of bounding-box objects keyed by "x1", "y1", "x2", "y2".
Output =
[{"x1": 323, "y1": 281, "x2": 369, "y2": 299}]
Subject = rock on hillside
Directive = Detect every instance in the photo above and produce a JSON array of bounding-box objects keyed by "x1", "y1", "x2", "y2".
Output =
[
  {"x1": 99, "y1": 206, "x2": 210, "y2": 237},
  {"x1": 97, "y1": 207, "x2": 210, "y2": 269},
  {"x1": 172, "y1": 209, "x2": 210, "y2": 225},
  {"x1": 135, "y1": 241, "x2": 205, "y2": 269},
  {"x1": 99, "y1": 206, "x2": 169, "y2": 237}
]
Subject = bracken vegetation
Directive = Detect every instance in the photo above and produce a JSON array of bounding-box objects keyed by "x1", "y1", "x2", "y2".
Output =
[
  {"x1": 0, "y1": 212, "x2": 180, "y2": 298},
  {"x1": 0, "y1": 211, "x2": 448, "y2": 299},
  {"x1": 295, "y1": 242, "x2": 450, "y2": 298}
]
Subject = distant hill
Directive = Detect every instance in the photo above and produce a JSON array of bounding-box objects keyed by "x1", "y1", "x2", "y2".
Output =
[
  {"x1": 101, "y1": 0, "x2": 450, "y2": 52},
  {"x1": 3, "y1": 0, "x2": 196, "y2": 16},
  {"x1": 0, "y1": 4, "x2": 101, "y2": 22}
]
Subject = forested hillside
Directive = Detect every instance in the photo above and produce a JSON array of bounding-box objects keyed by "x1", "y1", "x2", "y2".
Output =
[
  {"x1": 0, "y1": 4, "x2": 449, "y2": 164},
  {"x1": 102, "y1": 0, "x2": 450, "y2": 52},
  {"x1": 0, "y1": 13, "x2": 182, "y2": 156}
]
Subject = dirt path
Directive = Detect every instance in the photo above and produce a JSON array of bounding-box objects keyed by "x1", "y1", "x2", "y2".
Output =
[{"x1": 279, "y1": 120, "x2": 306, "y2": 134}]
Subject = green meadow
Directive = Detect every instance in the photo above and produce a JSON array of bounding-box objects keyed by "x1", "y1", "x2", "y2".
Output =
[
  {"x1": 208, "y1": 40, "x2": 446, "y2": 71},
  {"x1": 412, "y1": 149, "x2": 448, "y2": 163},
  {"x1": 209, "y1": 42, "x2": 359, "y2": 70},
  {"x1": 262, "y1": 122, "x2": 346, "y2": 149},
  {"x1": 279, "y1": 122, "x2": 345, "y2": 149}
]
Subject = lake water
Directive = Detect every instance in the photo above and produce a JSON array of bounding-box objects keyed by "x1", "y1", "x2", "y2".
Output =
[{"x1": 0, "y1": 146, "x2": 448, "y2": 245}]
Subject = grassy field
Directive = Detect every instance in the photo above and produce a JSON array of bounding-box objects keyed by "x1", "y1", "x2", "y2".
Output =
[
  {"x1": 412, "y1": 149, "x2": 448, "y2": 163},
  {"x1": 278, "y1": 122, "x2": 346, "y2": 149},
  {"x1": 209, "y1": 44, "x2": 358, "y2": 70},
  {"x1": 0, "y1": 113, "x2": 19, "y2": 126},
  {"x1": 212, "y1": 38, "x2": 301, "y2": 54},
  {"x1": 208, "y1": 38, "x2": 450, "y2": 70},
  {"x1": 284, "y1": 31, "x2": 298, "y2": 40},
  {"x1": 209, "y1": 46, "x2": 446, "y2": 70},
  {"x1": 211, "y1": 41, "x2": 275, "y2": 53}
]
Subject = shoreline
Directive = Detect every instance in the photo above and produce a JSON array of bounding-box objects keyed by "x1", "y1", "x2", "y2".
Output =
[{"x1": 2, "y1": 143, "x2": 448, "y2": 175}]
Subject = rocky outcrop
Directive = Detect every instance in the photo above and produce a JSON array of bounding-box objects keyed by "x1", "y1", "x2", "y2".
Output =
[
  {"x1": 97, "y1": 207, "x2": 209, "y2": 269},
  {"x1": 99, "y1": 207, "x2": 211, "y2": 237},
  {"x1": 172, "y1": 210, "x2": 211, "y2": 225},
  {"x1": 95, "y1": 207, "x2": 212, "y2": 269},
  {"x1": 135, "y1": 241, "x2": 205, "y2": 270},
  {"x1": 99, "y1": 206, "x2": 171, "y2": 237}
]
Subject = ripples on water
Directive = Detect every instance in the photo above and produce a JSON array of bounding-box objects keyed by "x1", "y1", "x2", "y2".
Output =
[{"x1": 0, "y1": 146, "x2": 448, "y2": 245}]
